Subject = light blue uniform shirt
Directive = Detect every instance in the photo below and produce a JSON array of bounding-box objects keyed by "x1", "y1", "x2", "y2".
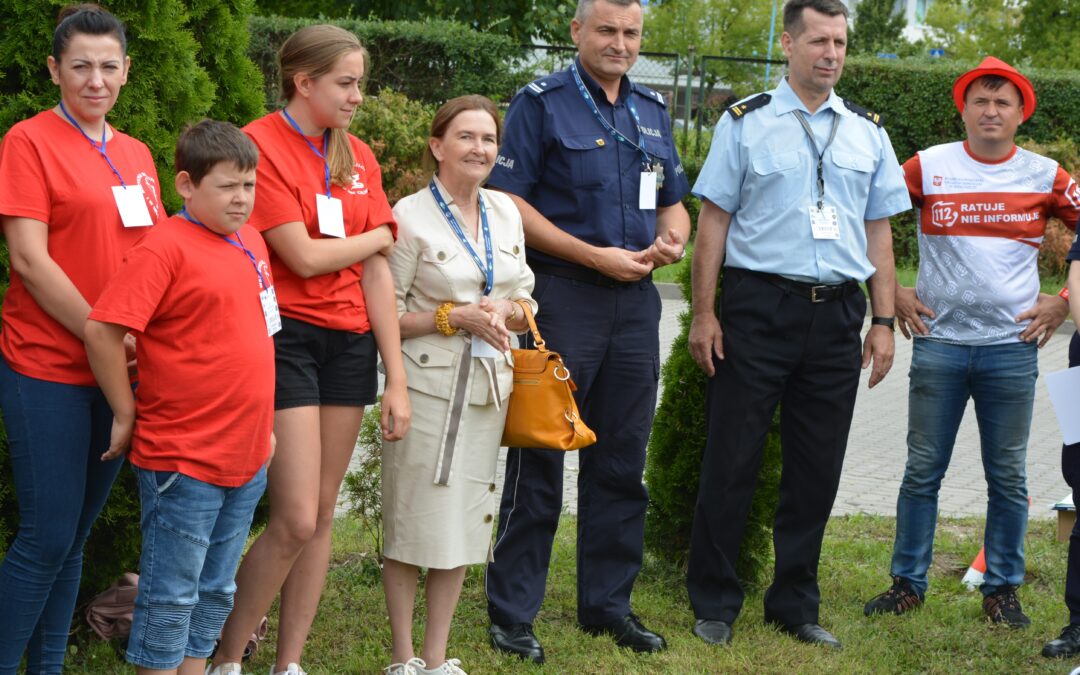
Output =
[{"x1": 693, "y1": 78, "x2": 911, "y2": 283}]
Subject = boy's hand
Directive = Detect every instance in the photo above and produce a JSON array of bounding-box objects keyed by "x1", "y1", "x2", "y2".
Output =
[
  {"x1": 381, "y1": 381, "x2": 411, "y2": 441},
  {"x1": 124, "y1": 332, "x2": 138, "y2": 377},
  {"x1": 101, "y1": 414, "x2": 134, "y2": 461}
]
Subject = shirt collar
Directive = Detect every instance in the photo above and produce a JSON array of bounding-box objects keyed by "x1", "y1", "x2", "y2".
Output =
[
  {"x1": 572, "y1": 56, "x2": 632, "y2": 105},
  {"x1": 771, "y1": 77, "x2": 849, "y2": 118},
  {"x1": 431, "y1": 173, "x2": 457, "y2": 206}
]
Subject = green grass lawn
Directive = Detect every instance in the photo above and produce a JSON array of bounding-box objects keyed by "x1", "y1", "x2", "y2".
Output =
[{"x1": 70, "y1": 514, "x2": 1077, "y2": 674}]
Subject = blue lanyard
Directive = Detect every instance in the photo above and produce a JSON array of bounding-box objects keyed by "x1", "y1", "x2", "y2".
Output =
[
  {"x1": 570, "y1": 61, "x2": 651, "y2": 168},
  {"x1": 58, "y1": 101, "x2": 127, "y2": 187},
  {"x1": 280, "y1": 107, "x2": 332, "y2": 197},
  {"x1": 180, "y1": 208, "x2": 268, "y2": 290},
  {"x1": 428, "y1": 179, "x2": 493, "y2": 296}
]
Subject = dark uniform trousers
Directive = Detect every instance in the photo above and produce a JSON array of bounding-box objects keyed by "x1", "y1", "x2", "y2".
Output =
[
  {"x1": 486, "y1": 271, "x2": 662, "y2": 626},
  {"x1": 687, "y1": 266, "x2": 866, "y2": 626},
  {"x1": 1061, "y1": 332, "x2": 1080, "y2": 622}
]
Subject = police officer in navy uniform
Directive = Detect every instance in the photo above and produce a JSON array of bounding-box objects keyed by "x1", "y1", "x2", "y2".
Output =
[
  {"x1": 484, "y1": 0, "x2": 690, "y2": 663},
  {"x1": 686, "y1": 0, "x2": 910, "y2": 650}
]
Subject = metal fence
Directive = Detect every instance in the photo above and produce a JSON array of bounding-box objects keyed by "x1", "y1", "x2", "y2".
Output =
[{"x1": 517, "y1": 46, "x2": 786, "y2": 156}]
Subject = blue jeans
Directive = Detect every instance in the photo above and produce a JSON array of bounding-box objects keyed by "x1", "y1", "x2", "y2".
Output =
[
  {"x1": 0, "y1": 359, "x2": 123, "y2": 674},
  {"x1": 891, "y1": 339, "x2": 1037, "y2": 596},
  {"x1": 125, "y1": 465, "x2": 267, "y2": 670}
]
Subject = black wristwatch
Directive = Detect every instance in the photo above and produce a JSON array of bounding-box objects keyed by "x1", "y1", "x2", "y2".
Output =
[{"x1": 871, "y1": 316, "x2": 896, "y2": 331}]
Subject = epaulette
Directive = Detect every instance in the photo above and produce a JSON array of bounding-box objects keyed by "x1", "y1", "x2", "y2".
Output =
[
  {"x1": 632, "y1": 82, "x2": 667, "y2": 107},
  {"x1": 522, "y1": 77, "x2": 564, "y2": 97},
  {"x1": 843, "y1": 99, "x2": 883, "y2": 127},
  {"x1": 726, "y1": 94, "x2": 771, "y2": 119}
]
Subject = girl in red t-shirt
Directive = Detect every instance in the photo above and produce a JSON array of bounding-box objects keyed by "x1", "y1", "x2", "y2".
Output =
[
  {"x1": 212, "y1": 25, "x2": 410, "y2": 675},
  {"x1": 0, "y1": 5, "x2": 162, "y2": 670}
]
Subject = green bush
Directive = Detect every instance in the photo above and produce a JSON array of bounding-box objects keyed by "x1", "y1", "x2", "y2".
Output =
[
  {"x1": 342, "y1": 404, "x2": 386, "y2": 562},
  {"x1": 247, "y1": 15, "x2": 528, "y2": 108},
  {"x1": 0, "y1": 0, "x2": 267, "y2": 606},
  {"x1": 351, "y1": 88, "x2": 435, "y2": 204}
]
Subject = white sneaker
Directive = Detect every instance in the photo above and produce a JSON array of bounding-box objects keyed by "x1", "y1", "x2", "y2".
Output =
[
  {"x1": 384, "y1": 658, "x2": 425, "y2": 675},
  {"x1": 206, "y1": 664, "x2": 244, "y2": 675},
  {"x1": 421, "y1": 659, "x2": 467, "y2": 675},
  {"x1": 269, "y1": 665, "x2": 307, "y2": 675}
]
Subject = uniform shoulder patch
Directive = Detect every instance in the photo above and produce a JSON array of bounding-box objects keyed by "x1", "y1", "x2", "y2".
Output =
[
  {"x1": 726, "y1": 93, "x2": 771, "y2": 119},
  {"x1": 843, "y1": 99, "x2": 883, "y2": 127},
  {"x1": 522, "y1": 76, "x2": 564, "y2": 97},
  {"x1": 632, "y1": 82, "x2": 667, "y2": 107}
]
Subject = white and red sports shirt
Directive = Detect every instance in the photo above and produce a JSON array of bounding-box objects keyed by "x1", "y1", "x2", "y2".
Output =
[{"x1": 905, "y1": 141, "x2": 1080, "y2": 345}]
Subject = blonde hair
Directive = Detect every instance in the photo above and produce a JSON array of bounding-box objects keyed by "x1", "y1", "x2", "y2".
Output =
[{"x1": 279, "y1": 24, "x2": 368, "y2": 187}]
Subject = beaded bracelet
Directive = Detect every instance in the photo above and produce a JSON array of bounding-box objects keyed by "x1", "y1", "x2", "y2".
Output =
[{"x1": 435, "y1": 302, "x2": 456, "y2": 336}]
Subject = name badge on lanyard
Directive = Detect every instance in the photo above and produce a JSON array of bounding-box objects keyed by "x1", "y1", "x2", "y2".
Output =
[
  {"x1": 180, "y1": 208, "x2": 281, "y2": 336},
  {"x1": 809, "y1": 205, "x2": 840, "y2": 240},
  {"x1": 59, "y1": 101, "x2": 153, "y2": 228},
  {"x1": 260, "y1": 286, "x2": 282, "y2": 336},
  {"x1": 280, "y1": 108, "x2": 346, "y2": 238},
  {"x1": 570, "y1": 61, "x2": 660, "y2": 212},
  {"x1": 112, "y1": 185, "x2": 153, "y2": 228}
]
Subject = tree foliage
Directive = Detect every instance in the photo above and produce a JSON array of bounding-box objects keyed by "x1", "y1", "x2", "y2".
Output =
[
  {"x1": 849, "y1": 0, "x2": 909, "y2": 56},
  {"x1": 255, "y1": 0, "x2": 573, "y2": 44},
  {"x1": 644, "y1": 0, "x2": 782, "y2": 96},
  {"x1": 918, "y1": 0, "x2": 1023, "y2": 62}
]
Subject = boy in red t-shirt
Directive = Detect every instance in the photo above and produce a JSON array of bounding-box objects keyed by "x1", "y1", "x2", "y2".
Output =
[{"x1": 85, "y1": 120, "x2": 276, "y2": 674}]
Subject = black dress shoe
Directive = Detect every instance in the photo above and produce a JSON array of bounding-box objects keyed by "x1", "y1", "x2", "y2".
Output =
[
  {"x1": 693, "y1": 619, "x2": 733, "y2": 646},
  {"x1": 489, "y1": 623, "x2": 545, "y2": 664},
  {"x1": 581, "y1": 613, "x2": 667, "y2": 653},
  {"x1": 775, "y1": 622, "x2": 842, "y2": 650},
  {"x1": 1042, "y1": 623, "x2": 1080, "y2": 658}
]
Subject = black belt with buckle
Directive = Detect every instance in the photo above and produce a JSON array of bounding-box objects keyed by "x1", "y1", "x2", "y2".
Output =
[
  {"x1": 529, "y1": 261, "x2": 648, "y2": 288},
  {"x1": 738, "y1": 268, "x2": 859, "y2": 303}
]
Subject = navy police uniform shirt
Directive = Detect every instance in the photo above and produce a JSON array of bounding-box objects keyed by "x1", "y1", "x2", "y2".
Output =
[{"x1": 487, "y1": 58, "x2": 690, "y2": 271}]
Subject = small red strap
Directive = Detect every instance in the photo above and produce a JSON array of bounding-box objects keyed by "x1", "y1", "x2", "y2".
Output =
[{"x1": 1060, "y1": 287, "x2": 1070, "y2": 301}]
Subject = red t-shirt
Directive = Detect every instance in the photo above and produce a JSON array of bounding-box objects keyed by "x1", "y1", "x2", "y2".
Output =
[
  {"x1": 89, "y1": 216, "x2": 275, "y2": 486},
  {"x1": 243, "y1": 112, "x2": 397, "y2": 333},
  {"x1": 0, "y1": 110, "x2": 163, "y2": 385}
]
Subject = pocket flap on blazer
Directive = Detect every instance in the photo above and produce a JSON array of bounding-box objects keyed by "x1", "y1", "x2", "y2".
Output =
[{"x1": 402, "y1": 339, "x2": 457, "y2": 368}]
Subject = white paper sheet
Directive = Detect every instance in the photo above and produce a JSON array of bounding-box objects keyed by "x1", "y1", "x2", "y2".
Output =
[{"x1": 1046, "y1": 366, "x2": 1080, "y2": 445}]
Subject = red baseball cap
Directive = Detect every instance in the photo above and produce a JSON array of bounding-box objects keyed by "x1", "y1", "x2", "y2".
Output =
[{"x1": 952, "y1": 56, "x2": 1036, "y2": 121}]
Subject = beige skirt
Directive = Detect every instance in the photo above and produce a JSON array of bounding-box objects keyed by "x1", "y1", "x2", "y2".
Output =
[{"x1": 381, "y1": 388, "x2": 507, "y2": 569}]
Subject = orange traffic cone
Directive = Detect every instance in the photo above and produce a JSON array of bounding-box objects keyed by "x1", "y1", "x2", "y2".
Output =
[{"x1": 961, "y1": 546, "x2": 986, "y2": 590}]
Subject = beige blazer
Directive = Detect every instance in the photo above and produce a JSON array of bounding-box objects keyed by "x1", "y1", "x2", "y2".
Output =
[{"x1": 389, "y1": 176, "x2": 536, "y2": 407}]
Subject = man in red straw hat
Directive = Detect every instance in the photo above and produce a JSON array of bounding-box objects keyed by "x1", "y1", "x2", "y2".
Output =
[{"x1": 863, "y1": 56, "x2": 1080, "y2": 628}]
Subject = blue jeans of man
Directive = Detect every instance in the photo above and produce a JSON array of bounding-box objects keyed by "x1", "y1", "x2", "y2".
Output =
[
  {"x1": 0, "y1": 358, "x2": 123, "y2": 674},
  {"x1": 891, "y1": 338, "x2": 1037, "y2": 596},
  {"x1": 125, "y1": 465, "x2": 267, "y2": 670}
]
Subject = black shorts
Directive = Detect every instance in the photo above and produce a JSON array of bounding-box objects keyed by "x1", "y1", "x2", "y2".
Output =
[{"x1": 273, "y1": 316, "x2": 378, "y2": 409}]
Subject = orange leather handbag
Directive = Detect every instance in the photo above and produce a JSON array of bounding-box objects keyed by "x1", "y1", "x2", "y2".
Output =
[{"x1": 501, "y1": 300, "x2": 597, "y2": 451}]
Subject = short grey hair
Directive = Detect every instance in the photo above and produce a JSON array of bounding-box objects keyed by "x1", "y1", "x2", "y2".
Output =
[{"x1": 575, "y1": 0, "x2": 642, "y2": 23}]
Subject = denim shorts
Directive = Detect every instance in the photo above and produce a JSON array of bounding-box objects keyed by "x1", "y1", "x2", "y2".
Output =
[{"x1": 125, "y1": 465, "x2": 267, "y2": 670}]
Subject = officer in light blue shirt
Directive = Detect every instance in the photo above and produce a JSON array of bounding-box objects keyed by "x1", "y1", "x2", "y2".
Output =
[{"x1": 685, "y1": 0, "x2": 910, "y2": 652}]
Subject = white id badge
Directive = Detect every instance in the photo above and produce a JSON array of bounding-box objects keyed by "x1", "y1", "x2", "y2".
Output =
[
  {"x1": 260, "y1": 286, "x2": 282, "y2": 336},
  {"x1": 639, "y1": 172, "x2": 657, "y2": 210},
  {"x1": 112, "y1": 185, "x2": 154, "y2": 228},
  {"x1": 472, "y1": 337, "x2": 502, "y2": 359},
  {"x1": 809, "y1": 205, "x2": 840, "y2": 240},
  {"x1": 316, "y1": 194, "x2": 346, "y2": 238}
]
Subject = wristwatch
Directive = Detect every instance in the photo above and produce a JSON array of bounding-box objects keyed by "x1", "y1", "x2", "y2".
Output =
[{"x1": 871, "y1": 316, "x2": 896, "y2": 331}]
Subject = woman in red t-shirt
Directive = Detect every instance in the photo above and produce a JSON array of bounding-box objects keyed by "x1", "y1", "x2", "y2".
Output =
[
  {"x1": 212, "y1": 25, "x2": 410, "y2": 675},
  {"x1": 0, "y1": 5, "x2": 162, "y2": 670}
]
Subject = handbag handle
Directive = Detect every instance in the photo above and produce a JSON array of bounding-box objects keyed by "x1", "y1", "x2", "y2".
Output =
[{"x1": 513, "y1": 299, "x2": 546, "y2": 350}]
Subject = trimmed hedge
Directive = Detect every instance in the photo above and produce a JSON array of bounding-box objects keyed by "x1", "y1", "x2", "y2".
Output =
[
  {"x1": 248, "y1": 15, "x2": 528, "y2": 108},
  {"x1": 0, "y1": 0, "x2": 266, "y2": 604}
]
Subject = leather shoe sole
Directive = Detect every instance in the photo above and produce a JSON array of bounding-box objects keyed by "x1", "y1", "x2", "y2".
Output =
[
  {"x1": 693, "y1": 619, "x2": 733, "y2": 646},
  {"x1": 489, "y1": 624, "x2": 545, "y2": 664},
  {"x1": 774, "y1": 622, "x2": 842, "y2": 650}
]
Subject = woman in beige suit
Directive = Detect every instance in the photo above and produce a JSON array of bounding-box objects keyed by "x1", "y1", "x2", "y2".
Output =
[{"x1": 382, "y1": 95, "x2": 536, "y2": 675}]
